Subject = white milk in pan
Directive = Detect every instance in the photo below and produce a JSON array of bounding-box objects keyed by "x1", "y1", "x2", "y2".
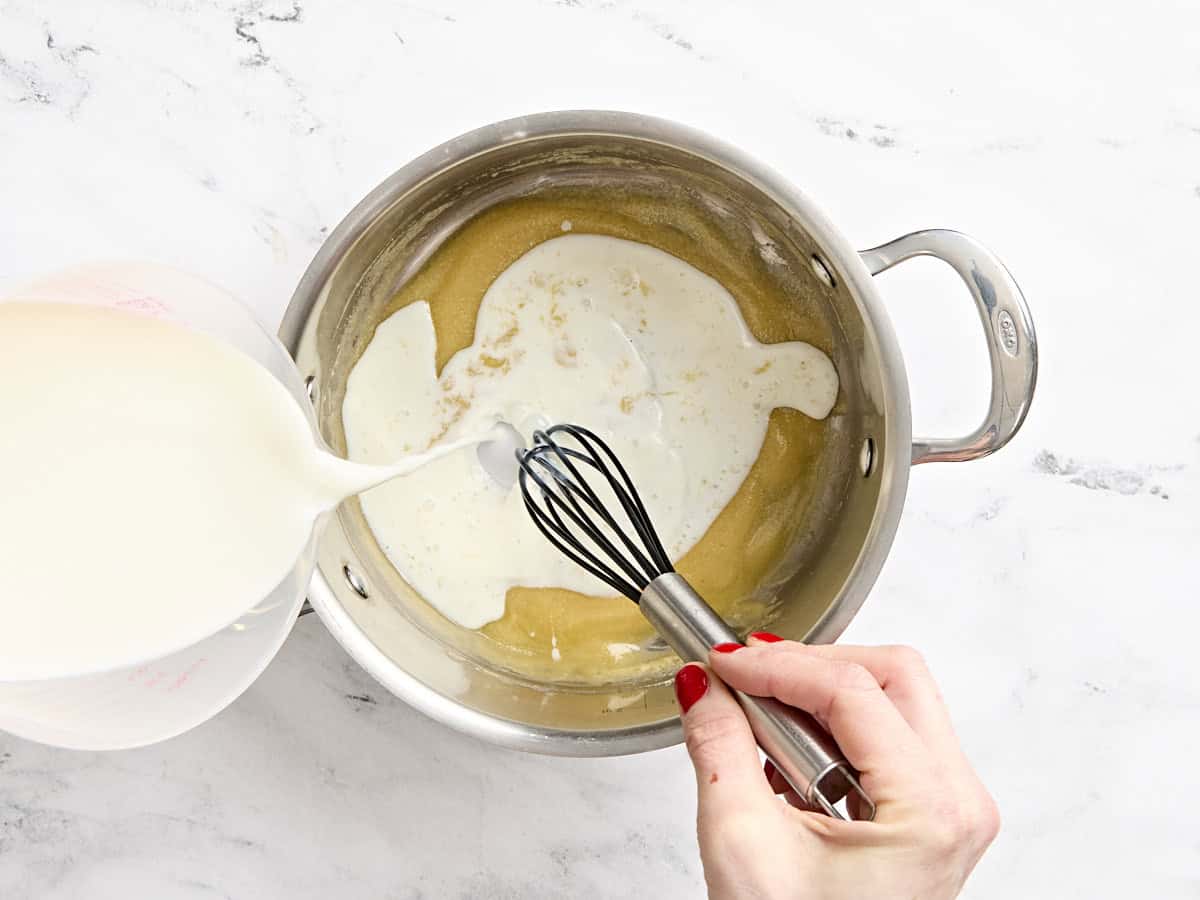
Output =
[{"x1": 343, "y1": 235, "x2": 839, "y2": 629}]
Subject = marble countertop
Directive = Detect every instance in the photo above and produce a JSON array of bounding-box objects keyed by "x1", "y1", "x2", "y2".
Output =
[{"x1": 2, "y1": 1, "x2": 1198, "y2": 897}]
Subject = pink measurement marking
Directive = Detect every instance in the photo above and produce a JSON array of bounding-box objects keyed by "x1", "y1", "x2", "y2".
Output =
[
  {"x1": 114, "y1": 295, "x2": 171, "y2": 317},
  {"x1": 167, "y1": 658, "x2": 209, "y2": 693},
  {"x1": 127, "y1": 658, "x2": 210, "y2": 692}
]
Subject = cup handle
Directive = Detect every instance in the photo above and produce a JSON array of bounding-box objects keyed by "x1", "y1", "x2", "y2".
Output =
[{"x1": 859, "y1": 230, "x2": 1038, "y2": 465}]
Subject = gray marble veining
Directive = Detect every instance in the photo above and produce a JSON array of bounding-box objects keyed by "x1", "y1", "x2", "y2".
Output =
[{"x1": 2, "y1": 0, "x2": 1198, "y2": 896}]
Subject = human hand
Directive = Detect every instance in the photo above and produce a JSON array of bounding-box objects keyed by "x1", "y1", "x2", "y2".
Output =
[{"x1": 674, "y1": 636, "x2": 999, "y2": 900}]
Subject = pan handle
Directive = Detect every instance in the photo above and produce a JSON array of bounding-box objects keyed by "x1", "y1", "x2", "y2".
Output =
[{"x1": 859, "y1": 230, "x2": 1038, "y2": 465}]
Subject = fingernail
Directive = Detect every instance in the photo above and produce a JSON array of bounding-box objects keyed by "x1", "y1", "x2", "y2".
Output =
[
  {"x1": 763, "y1": 759, "x2": 777, "y2": 780},
  {"x1": 712, "y1": 642, "x2": 743, "y2": 654},
  {"x1": 674, "y1": 664, "x2": 709, "y2": 713},
  {"x1": 749, "y1": 631, "x2": 785, "y2": 643}
]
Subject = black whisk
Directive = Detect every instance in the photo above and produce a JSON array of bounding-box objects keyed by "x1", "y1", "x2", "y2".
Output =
[
  {"x1": 515, "y1": 423, "x2": 875, "y2": 821},
  {"x1": 517, "y1": 424, "x2": 672, "y2": 602}
]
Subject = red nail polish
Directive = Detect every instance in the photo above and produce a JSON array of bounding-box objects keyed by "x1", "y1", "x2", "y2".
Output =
[
  {"x1": 763, "y1": 759, "x2": 777, "y2": 780},
  {"x1": 712, "y1": 642, "x2": 742, "y2": 654},
  {"x1": 674, "y1": 664, "x2": 708, "y2": 713},
  {"x1": 750, "y1": 631, "x2": 785, "y2": 643}
]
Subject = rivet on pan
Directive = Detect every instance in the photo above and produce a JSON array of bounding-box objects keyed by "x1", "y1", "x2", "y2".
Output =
[
  {"x1": 343, "y1": 564, "x2": 369, "y2": 599},
  {"x1": 811, "y1": 255, "x2": 836, "y2": 289},
  {"x1": 860, "y1": 437, "x2": 875, "y2": 477},
  {"x1": 303, "y1": 374, "x2": 317, "y2": 403}
]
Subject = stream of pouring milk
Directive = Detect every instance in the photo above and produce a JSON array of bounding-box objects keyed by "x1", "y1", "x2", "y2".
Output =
[
  {"x1": 344, "y1": 234, "x2": 839, "y2": 629},
  {"x1": 0, "y1": 301, "x2": 495, "y2": 681}
]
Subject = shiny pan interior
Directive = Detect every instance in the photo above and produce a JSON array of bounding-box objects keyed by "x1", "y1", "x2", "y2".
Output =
[{"x1": 280, "y1": 112, "x2": 909, "y2": 755}]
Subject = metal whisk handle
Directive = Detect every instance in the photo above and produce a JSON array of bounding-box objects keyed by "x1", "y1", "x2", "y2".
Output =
[{"x1": 641, "y1": 574, "x2": 875, "y2": 821}]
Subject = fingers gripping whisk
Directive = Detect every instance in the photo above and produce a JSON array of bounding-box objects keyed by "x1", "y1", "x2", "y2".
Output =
[
  {"x1": 514, "y1": 422, "x2": 873, "y2": 820},
  {"x1": 515, "y1": 424, "x2": 673, "y2": 602}
]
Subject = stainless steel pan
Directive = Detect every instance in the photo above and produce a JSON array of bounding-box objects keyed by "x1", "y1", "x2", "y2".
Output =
[{"x1": 280, "y1": 111, "x2": 1037, "y2": 756}]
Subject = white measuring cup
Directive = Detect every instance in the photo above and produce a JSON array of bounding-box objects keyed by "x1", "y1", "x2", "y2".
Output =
[{"x1": 0, "y1": 262, "x2": 318, "y2": 749}]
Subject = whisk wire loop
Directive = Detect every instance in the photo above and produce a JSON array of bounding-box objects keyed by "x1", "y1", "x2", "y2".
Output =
[
  {"x1": 516, "y1": 424, "x2": 676, "y2": 602},
  {"x1": 534, "y1": 431, "x2": 664, "y2": 584},
  {"x1": 523, "y1": 450, "x2": 652, "y2": 595},
  {"x1": 518, "y1": 486, "x2": 637, "y2": 599},
  {"x1": 559, "y1": 426, "x2": 675, "y2": 576}
]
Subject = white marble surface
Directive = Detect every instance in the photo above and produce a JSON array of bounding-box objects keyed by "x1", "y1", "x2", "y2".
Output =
[{"x1": 2, "y1": 0, "x2": 1199, "y2": 897}]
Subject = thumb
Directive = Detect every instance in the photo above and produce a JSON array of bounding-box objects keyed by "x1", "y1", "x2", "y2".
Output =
[{"x1": 675, "y1": 663, "x2": 772, "y2": 824}]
